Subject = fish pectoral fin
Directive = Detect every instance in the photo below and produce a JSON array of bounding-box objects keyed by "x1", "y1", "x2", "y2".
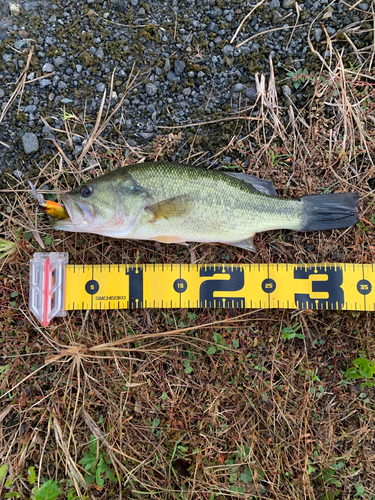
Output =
[
  {"x1": 145, "y1": 195, "x2": 191, "y2": 221},
  {"x1": 223, "y1": 235, "x2": 257, "y2": 253},
  {"x1": 223, "y1": 171, "x2": 278, "y2": 197},
  {"x1": 150, "y1": 235, "x2": 188, "y2": 246}
]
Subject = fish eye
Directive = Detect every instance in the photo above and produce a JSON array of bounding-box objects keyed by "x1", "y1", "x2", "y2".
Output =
[{"x1": 80, "y1": 186, "x2": 92, "y2": 198}]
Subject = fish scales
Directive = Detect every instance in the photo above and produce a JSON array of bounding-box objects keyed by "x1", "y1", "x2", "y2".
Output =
[{"x1": 126, "y1": 162, "x2": 302, "y2": 242}]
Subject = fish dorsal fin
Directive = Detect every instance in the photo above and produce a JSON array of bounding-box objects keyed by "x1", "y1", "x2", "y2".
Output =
[
  {"x1": 145, "y1": 195, "x2": 191, "y2": 221},
  {"x1": 223, "y1": 171, "x2": 278, "y2": 197}
]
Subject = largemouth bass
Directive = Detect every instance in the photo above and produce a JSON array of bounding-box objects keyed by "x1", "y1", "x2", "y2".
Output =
[{"x1": 51, "y1": 162, "x2": 359, "y2": 252}]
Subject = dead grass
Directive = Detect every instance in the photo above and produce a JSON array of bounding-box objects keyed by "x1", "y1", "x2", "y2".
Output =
[{"x1": 0, "y1": 36, "x2": 375, "y2": 500}]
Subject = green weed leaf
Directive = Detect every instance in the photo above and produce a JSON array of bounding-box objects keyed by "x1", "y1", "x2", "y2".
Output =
[
  {"x1": 345, "y1": 367, "x2": 361, "y2": 379},
  {"x1": 206, "y1": 346, "x2": 217, "y2": 355},
  {"x1": 240, "y1": 466, "x2": 253, "y2": 483},
  {"x1": 28, "y1": 466, "x2": 36, "y2": 485},
  {"x1": 0, "y1": 464, "x2": 8, "y2": 480},
  {"x1": 35, "y1": 479, "x2": 60, "y2": 500}
]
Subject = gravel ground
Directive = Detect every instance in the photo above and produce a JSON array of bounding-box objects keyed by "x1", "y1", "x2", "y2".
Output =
[{"x1": 0, "y1": 0, "x2": 372, "y2": 181}]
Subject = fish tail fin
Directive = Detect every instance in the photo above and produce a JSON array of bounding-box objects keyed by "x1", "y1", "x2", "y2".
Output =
[{"x1": 300, "y1": 193, "x2": 359, "y2": 231}]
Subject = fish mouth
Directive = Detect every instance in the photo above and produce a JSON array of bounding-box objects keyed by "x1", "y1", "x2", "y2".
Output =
[
  {"x1": 60, "y1": 195, "x2": 95, "y2": 225},
  {"x1": 51, "y1": 195, "x2": 94, "y2": 230}
]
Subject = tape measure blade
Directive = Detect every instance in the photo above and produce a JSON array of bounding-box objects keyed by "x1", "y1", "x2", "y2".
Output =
[{"x1": 62, "y1": 262, "x2": 375, "y2": 312}]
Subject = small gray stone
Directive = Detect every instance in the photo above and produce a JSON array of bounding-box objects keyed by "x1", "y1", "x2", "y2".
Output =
[
  {"x1": 222, "y1": 44, "x2": 234, "y2": 56},
  {"x1": 359, "y1": 3, "x2": 369, "y2": 10},
  {"x1": 206, "y1": 21, "x2": 218, "y2": 33},
  {"x1": 13, "y1": 170, "x2": 24, "y2": 178},
  {"x1": 23, "y1": 1, "x2": 38, "y2": 13},
  {"x1": 96, "y1": 47, "x2": 104, "y2": 59},
  {"x1": 40, "y1": 79, "x2": 52, "y2": 88},
  {"x1": 60, "y1": 98, "x2": 73, "y2": 103},
  {"x1": 131, "y1": 0, "x2": 138, "y2": 5},
  {"x1": 174, "y1": 60, "x2": 186, "y2": 76},
  {"x1": 244, "y1": 86, "x2": 258, "y2": 103},
  {"x1": 197, "y1": 71, "x2": 205, "y2": 77},
  {"x1": 24, "y1": 104, "x2": 37, "y2": 113},
  {"x1": 282, "y1": 0, "x2": 294, "y2": 8},
  {"x1": 164, "y1": 58, "x2": 171, "y2": 72},
  {"x1": 42, "y1": 62, "x2": 54, "y2": 73},
  {"x1": 232, "y1": 83, "x2": 244, "y2": 92},
  {"x1": 182, "y1": 87, "x2": 192, "y2": 96},
  {"x1": 282, "y1": 84, "x2": 292, "y2": 97},
  {"x1": 145, "y1": 82, "x2": 157, "y2": 96},
  {"x1": 96, "y1": 82, "x2": 106, "y2": 92},
  {"x1": 139, "y1": 131, "x2": 154, "y2": 141},
  {"x1": 209, "y1": 6, "x2": 222, "y2": 18},
  {"x1": 314, "y1": 27, "x2": 323, "y2": 42},
  {"x1": 22, "y1": 133, "x2": 39, "y2": 154},
  {"x1": 53, "y1": 56, "x2": 64, "y2": 66},
  {"x1": 14, "y1": 40, "x2": 28, "y2": 50},
  {"x1": 0, "y1": 89, "x2": 4, "y2": 98},
  {"x1": 155, "y1": 67, "x2": 163, "y2": 76},
  {"x1": 269, "y1": 0, "x2": 280, "y2": 7},
  {"x1": 3, "y1": 54, "x2": 12, "y2": 62},
  {"x1": 58, "y1": 81, "x2": 67, "y2": 90},
  {"x1": 167, "y1": 70, "x2": 178, "y2": 81},
  {"x1": 27, "y1": 72, "x2": 35, "y2": 80},
  {"x1": 76, "y1": 64, "x2": 82, "y2": 72},
  {"x1": 94, "y1": 37, "x2": 101, "y2": 44},
  {"x1": 272, "y1": 10, "x2": 283, "y2": 23}
]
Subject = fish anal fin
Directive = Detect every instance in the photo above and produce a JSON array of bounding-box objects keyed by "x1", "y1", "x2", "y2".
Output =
[
  {"x1": 145, "y1": 195, "x2": 190, "y2": 221},
  {"x1": 223, "y1": 235, "x2": 257, "y2": 253},
  {"x1": 223, "y1": 171, "x2": 278, "y2": 197}
]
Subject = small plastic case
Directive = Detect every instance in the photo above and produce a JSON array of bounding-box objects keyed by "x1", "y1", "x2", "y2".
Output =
[{"x1": 29, "y1": 252, "x2": 69, "y2": 326}]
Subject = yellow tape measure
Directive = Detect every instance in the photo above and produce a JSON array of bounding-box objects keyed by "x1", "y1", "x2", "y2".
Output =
[{"x1": 29, "y1": 253, "x2": 374, "y2": 326}]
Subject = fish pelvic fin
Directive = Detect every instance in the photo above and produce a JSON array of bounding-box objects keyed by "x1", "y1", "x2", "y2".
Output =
[
  {"x1": 223, "y1": 171, "x2": 278, "y2": 196},
  {"x1": 300, "y1": 193, "x2": 359, "y2": 231},
  {"x1": 223, "y1": 235, "x2": 257, "y2": 253},
  {"x1": 145, "y1": 195, "x2": 191, "y2": 221}
]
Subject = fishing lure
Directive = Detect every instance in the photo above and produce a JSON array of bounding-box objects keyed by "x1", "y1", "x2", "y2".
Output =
[{"x1": 29, "y1": 181, "x2": 69, "y2": 219}]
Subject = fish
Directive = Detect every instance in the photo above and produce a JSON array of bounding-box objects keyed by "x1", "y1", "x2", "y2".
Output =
[{"x1": 51, "y1": 162, "x2": 359, "y2": 252}]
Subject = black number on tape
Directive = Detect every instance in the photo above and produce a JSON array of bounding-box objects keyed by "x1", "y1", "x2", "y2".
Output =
[
  {"x1": 126, "y1": 267, "x2": 143, "y2": 307},
  {"x1": 294, "y1": 266, "x2": 344, "y2": 310},
  {"x1": 199, "y1": 265, "x2": 245, "y2": 308}
]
